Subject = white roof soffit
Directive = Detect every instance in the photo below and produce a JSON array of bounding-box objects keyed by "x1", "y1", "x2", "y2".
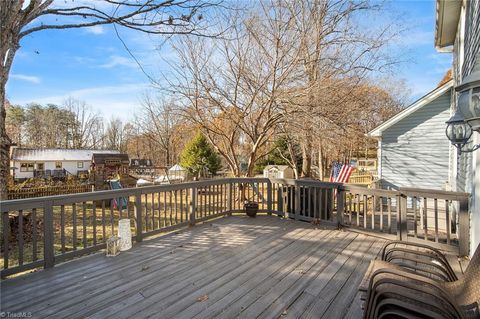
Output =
[
  {"x1": 435, "y1": 0, "x2": 462, "y2": 51},
  {"x1": 367, "y1": 80, "x2": 453, "y2": 138}
]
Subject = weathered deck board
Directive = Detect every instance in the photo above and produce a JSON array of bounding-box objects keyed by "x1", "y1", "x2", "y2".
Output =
[{"x1": 1, "y1": 216, "x2": 385, "y2": 319}]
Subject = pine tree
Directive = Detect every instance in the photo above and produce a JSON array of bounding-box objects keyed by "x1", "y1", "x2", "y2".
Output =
[{"x1": 180, "y1": 132, "x2": 221, "y2": 178}]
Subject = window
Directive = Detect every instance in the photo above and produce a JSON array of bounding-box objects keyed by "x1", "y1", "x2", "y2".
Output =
[
  {"x1": 77, "y1": 162, "x2": 84, "y2": 169},
  {"x1": 55, "y1": 162, "x2": 62, "y2": 169},
  {"x1": 20, "y1": 163, "x2": 34, "y2": 172},
  {"x1": 37, "y1": 163, "x2": 44, "y2": 170}
]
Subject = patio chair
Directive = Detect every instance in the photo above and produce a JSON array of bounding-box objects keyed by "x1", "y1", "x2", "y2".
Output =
[
  {"x1": 362, "y1": 243, "x2": 480, "y2": 319},
  {"x1": 380, "y1": 240, "x2": 458, "y2": 281},
  {"x1": 359, "y1": 241, "x2": 459, "y2": 296}
]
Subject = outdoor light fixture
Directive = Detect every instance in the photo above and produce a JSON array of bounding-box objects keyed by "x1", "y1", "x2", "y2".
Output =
[
  {"x1": 445, "y1": 109, "x2": 474, "y2": 150},
  {"x1": 446, "y1": 64, "x2": 480, "y2": 153}
]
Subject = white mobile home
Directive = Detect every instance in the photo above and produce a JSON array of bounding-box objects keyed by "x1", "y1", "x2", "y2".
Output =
[
  {"x1": 368, "y1": 80, "x2": 453, "y2": 190},
  {"x1": 10, "y1": 148, "x2": 120, "y2": 180}
]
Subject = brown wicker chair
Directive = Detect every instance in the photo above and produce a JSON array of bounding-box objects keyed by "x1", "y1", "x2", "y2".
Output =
[{"x1": 363, "y1": 243, "x2": 480, "y2": 319}]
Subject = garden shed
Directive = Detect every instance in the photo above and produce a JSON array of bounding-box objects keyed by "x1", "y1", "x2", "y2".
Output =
[{"x1": 263, "y1": 165, "x2": 294, "y2": 179}]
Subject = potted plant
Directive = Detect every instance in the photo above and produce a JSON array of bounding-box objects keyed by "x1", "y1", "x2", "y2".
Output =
[{"x1": 244, "y1": 201, "x2": 258, "y2": 217}]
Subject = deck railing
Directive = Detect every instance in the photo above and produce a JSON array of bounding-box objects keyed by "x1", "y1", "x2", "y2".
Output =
[{"x1": 0, "y1": 178, "x2": 470, "y2": 277}]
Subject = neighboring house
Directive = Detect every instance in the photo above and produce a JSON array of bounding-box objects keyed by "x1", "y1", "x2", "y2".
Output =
[
  {"x1": 263, "y1": 165, "x2": 294, "y2": 179},
  {"x1": 435, "y1": 0, "x2": 479, "y2": 255},
  {"x1": 368, "y1": 80, "x2": 453, "y2": 190},
  {"x1": 10, "y1": 148, "x2": 119, "y2": 180},
  {"x1": 130, "y1": 159, "x2": 154, "y2": 176}
]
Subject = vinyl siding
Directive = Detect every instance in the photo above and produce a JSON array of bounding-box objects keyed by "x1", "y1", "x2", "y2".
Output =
[
  {"x1": 453, "y1": 0, "x2": 479, "y2": 193},
  {"x1": 463, "y1": 0, "x2": 480, "y2": 78},
  {"x1": 456, "y1": 0, "x2": 480, "y2": 255},
  {"x1": 380, "y1": 90, "x2": 451, "y2": 190}
]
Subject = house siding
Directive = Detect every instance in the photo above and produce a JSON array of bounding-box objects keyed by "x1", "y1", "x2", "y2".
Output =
[
  {"x1": 380, "y1": 90, "x2": 451, "y2": 190},
  {"x1": 463, "y1": 0, "x2": 480, "y2": 78},
  {"x1": 453, "y1": 1, "x2": 479, "y2": 193},
  {"x1": 453, "y1": 0, "x2": 480, "y2": 255}
]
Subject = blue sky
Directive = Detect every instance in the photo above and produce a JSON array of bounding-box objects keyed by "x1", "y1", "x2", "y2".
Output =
[{"x1": 6, "y1": 0, "x2": 452, "y2": 121}]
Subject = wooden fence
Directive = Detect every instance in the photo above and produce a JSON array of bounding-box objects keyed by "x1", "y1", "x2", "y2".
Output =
[
  {"x1": 8, "y1": 185, "x2": 91, "y2": 200},
  {"x1": 0, "y1": 178, "x2": 471, "y2": 278},
  {"x1": 348, "y1": 173, "x2": 374, "y2": 185}
]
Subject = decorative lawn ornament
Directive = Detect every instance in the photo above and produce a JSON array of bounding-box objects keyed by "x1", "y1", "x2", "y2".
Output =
[
  {"x1": 118, "y1": 219, "x2": 132, "y2": 251},
  {"x1": 106, "y1": 236, "x2": 121, "y2": 256}
]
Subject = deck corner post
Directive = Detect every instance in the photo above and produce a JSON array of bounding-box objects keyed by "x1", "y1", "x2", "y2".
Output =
[
  {"x1": 44, "y1": 200, "x2": 55, "y2": 269},
  {"x1": 135, "y1": 192, "x2": 143, "y2": 242},
  {"x1": 458, "y1": 197, "x2": 470, "y2": 257},
  {"x1": 336, "y1": 186, "x2": 345, "y2": 226},
  {"x1": 190, "y1": 187, "x2": 197, "y2": 226},
  {"x1": 398, "y1": 194, "x2": 408, "y2": 241},
  {"x1": 227, "y1": 183, "x2": 232, "y2": 216},
  {"x1": 267, "y1": 180, "x2": 272, "y2": 215}
]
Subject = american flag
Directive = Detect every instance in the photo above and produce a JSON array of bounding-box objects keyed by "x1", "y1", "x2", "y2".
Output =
[{"x1": 329, "y1": 161, "x2": 353, "y2": 183}]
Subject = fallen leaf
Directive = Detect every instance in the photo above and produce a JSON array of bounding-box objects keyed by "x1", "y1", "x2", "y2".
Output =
[
  {"x1": 196, "y1": 294, "x2": 209, "y2": 302},
  {"x1": 281, "y1": 310, "x2": 287, "y2": 316}
]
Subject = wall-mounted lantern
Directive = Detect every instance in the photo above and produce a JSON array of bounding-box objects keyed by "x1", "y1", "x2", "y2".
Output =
[{"x1": 445, "y1": 65, "x2": 480, "y2": 153}]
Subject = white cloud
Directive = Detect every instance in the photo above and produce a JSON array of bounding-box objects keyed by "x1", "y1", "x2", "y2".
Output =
[
  {"x1": 85, "y1": 25, "x2": 105, "y2": 35},
  {"x1": 13, "y1": 83, "x2": 151, "y2": 121},
  {"x1": 99, "y1": 55, "x2": 138, "y2": 69},
  {"x1": 10, "y1": 74, "x2": 41, "y2": 84}
]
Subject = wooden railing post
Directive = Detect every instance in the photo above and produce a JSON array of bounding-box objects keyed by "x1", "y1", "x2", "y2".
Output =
[
  {"x1": 336, "y1": 186, "x2": 345, "y2": 226},
  {"x1": 190, "y1": 187, "x2": 197, "y2": 226},
  {"x1": 294, "y1": 183, "x2": 301, "y2": 220},
  {"x1": 458, "y1": 197, "x2": 470, "y2": 256},
  {"x1": 135, "y1": 192, "x2": 143, "y2": 242},
  {"x1": 398, "y1": 194, "x2": 408, "y2": 241},
  {"x1": 267, "y1": 181, "x2": 272, "y2": 215},
  {"x1": 44, "y1": 200, "x2": 55, "y2": 269},
  {"x1": 227, "y1": 183, "x2": 232, "y2": 215}
]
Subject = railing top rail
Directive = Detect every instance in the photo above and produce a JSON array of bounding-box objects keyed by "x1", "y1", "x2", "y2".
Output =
[
  {"x1": 0, "y1": 178, "x2": 271, "y2": 211},
  {"x1": 341, "y1": 185, "x2": 399, "y2": 197},
  {"x1": 399, "y1": 187, "x2": 470, "y2": 201},
  {"x1": 0, "y1": 177, "x2": 471, "y2": 212},
  {"x1": 269, "y1": 178, "x2": 341, "y2": 188}
]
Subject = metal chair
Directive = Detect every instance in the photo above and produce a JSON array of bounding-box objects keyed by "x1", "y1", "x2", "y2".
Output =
[
  {"x1": 381, "y1": 241, "x2": 458, "y2": 281},
  {"x1": 362, "y1": 243, "x2": 480, "y2": 318}
]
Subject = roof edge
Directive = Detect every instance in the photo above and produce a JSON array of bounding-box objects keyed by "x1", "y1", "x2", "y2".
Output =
[
  {"x1": 434, "y1": 0, "x2": 462, "y2": 50},
  {"x1": 367, "y1": 80, "x2": 453, "y2": 138}
]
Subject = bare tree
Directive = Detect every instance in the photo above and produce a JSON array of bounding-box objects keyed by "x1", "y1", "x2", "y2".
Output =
[
  {"x1": 63, "y1": 97, "x2": 103, "y2": 149},
  {"x1": 0, "y1": 0, "x2": 222, "y2": 199},
  {"x1": 135, "y1": 94, "x2": 180, "y2": 167},
  {"x1": 5, "y1": 102, "x2": 25, "y2": 147},
  {"x1": 105, "y1": 117, "x2": 128, "y2": 152},
  {"x1": 279, "y1": 0, "x2": 401, "y2": 177},
  {"x1": 170, "y1": 3, "x2": 299, "y2": 176}
]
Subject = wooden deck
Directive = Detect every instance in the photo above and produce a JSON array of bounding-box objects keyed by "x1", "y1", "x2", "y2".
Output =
[{"x1": 1, "y1": 215, "x2": 386, "y2": 318}]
